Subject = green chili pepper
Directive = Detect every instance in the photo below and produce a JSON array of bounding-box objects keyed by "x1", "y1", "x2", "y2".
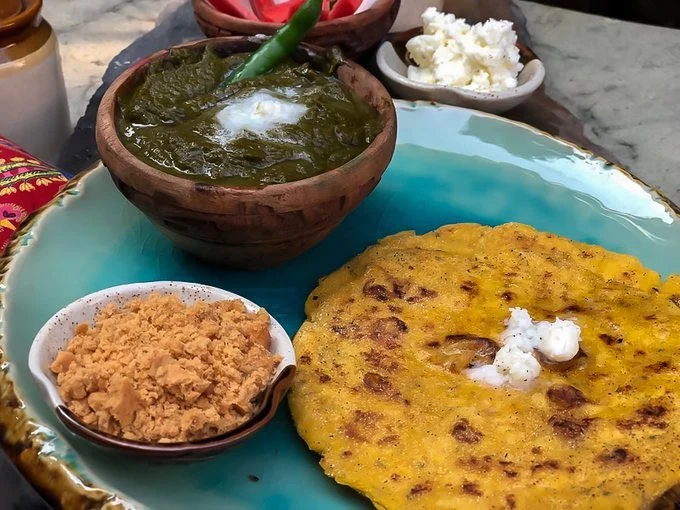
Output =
[{"x1": 226, "y1": 0, "x2": 323, "y2": 85}]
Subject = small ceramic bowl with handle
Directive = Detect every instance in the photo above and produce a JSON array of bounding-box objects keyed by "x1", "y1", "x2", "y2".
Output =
[
  {"x1": 28, "y1": 281, "x2": 296, "y2": 461},
  {"x1": 376, "y1": 29, "x2": 546, "y2": 114}
]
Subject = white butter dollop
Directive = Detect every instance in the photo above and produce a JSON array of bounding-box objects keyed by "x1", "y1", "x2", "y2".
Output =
[
  {"x1": 405, "y1": 8, "x2": 523, "y2": 92},
  {"x1": 467, "y1": 308, "x2": 581, "y2": 389},
  {"x1": 215, "y1": 91, "x2": 308, "y2": 139}
]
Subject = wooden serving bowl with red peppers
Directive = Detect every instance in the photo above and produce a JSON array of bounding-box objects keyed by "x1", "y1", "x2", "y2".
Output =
[
  {"x1": 96, "y1": 36, "x2": 397, "y2": 269},
  {"x1": 193, "y1": 0, "x2": 401, "y2": 59}
]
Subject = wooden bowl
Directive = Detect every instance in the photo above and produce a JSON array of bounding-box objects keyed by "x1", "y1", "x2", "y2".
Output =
[
  {"x1": 192, "y1": 0, "x2": 401, "y2": 59},
  {"x1": 96, "y1": 37, "x2": 397, "y2": 269}
]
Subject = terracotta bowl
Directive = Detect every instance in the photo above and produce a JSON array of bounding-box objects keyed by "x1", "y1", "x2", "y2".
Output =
[
  {"x1": 96, "y1": 37, "x2": 397, "y2": 269},
  {"x1": 192, "y1": 0, "x2": 401, "y2": 59},
  {"x1": 28, "y1": 281, "x2": 297, "y2": 461}
]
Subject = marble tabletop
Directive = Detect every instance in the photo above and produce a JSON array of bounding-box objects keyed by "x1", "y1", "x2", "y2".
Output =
[{"x1": 43, "y1": 0, "x2": 680, "y2": 204}]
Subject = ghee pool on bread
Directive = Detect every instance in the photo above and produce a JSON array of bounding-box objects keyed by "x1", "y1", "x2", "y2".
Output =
[{"x1": 288, "y1": 223, "x2": 680, "y2": 510}]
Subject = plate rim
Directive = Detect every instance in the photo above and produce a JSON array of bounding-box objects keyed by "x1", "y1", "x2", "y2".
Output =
[
  {"x1": 394, "y1": 100, "x2": 680, "y2": 216},
  {"x1": 1, "y1": 101, "x2": 679, "y2": 508}
]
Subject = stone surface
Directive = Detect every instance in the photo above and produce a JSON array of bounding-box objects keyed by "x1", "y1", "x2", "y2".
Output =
[
  {"x1": 44, "y1": 0, "x2": 680, "y2": 201},
  {"x1": 519, "y1": 0, "x2": 680, "y2": 201}
]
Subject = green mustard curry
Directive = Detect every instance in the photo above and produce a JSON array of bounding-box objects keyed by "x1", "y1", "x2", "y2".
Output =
[{"x1": 117, "y1": 47, "x2": 383, "y2": 186}]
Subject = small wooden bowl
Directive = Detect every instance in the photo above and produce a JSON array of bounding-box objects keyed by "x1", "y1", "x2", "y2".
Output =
[
  {"x1": 96, "y1": 37, "x2": 397, "y2": 269},
  {"x1": 192, "y1": 0, "x2": 401, "y2": 59}
]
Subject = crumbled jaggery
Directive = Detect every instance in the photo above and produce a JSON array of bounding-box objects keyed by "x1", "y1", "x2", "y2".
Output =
[{"x1": 50, "y1": 293, "x2": 281, "y2": 443}]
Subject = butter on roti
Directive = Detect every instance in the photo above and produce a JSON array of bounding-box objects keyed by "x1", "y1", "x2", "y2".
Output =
[{"x1": 289, "y1": 223, "x2": 680, "y2": 510}]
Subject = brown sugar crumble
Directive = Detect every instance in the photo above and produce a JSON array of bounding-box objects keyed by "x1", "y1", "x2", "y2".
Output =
[{"x1": 50, "y1": 293, "x2": 281, "y2": 443}]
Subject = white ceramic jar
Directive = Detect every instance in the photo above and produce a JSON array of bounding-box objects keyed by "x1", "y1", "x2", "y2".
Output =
[{"x1": 0, "y1": 0, "x2": 71, "y2": 165}]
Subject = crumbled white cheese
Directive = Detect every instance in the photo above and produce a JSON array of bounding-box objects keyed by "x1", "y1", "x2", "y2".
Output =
[
  {"x1": 493, "y1": 344, "x2": 542, "y2": 387},
  {"x1": 466, "y1": 364, "x2": 508, "y2": 387},
  {"x1": 535, "y1": 319, "x2": 582, "y2": 362},
  {"x1": 466, "y1": 308, "x2": 581, "y2": 389},
  {"x1": 215, "y1": 91, "x2": 308, "y2": 139},
  {"x1": 405, "y1": 8, "x2": 523, "y2": 92}
]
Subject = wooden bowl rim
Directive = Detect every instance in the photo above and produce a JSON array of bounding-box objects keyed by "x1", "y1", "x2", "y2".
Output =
[
  {"x1": 96, "y1": 36, "x2": 397, "y2": 198},
  {"x1": 192, "y1": 0, "x2": 397, "y2": 33}
]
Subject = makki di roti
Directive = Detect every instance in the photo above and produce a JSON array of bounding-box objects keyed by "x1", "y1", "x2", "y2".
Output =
[{"x1": 288, "y1": 223, "x2": 680, "y2": 509}]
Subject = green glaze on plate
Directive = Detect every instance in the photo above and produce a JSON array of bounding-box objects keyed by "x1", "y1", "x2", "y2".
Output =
[{"x1": 2, "y1": 102, "x2": 680, "y2": 509}]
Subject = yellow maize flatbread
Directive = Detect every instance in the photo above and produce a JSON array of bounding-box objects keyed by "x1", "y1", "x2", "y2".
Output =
[{"x1": 289, "y1": 223, "x2": 680, "y2": 509}]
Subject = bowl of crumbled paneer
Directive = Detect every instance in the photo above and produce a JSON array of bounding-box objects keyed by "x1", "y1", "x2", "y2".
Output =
[{"x1": 28, "y1": 281, "x2": 296, "y2": 460}]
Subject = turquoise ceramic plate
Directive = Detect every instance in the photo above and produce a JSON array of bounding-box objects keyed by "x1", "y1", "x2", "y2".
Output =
[{"x1": 2, "y1": 102, "x2": 680, "y2": 509}]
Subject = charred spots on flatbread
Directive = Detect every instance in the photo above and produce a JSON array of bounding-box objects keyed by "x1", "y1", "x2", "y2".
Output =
[
  {"x1": 615, "y1": 384, "x2": 634, "y2": 394},
  {"x1": 617, "y1": 418, "x2": 668, "y2": 431},
  {"x1": 460, "y1": 281, "x2": 479, "y2": 296},
  {"x1": 561, "y1": 303, "x2": 583, "y2": 313},
  {"x1": 330, "y1": 321, "x2": 361, "y2": 338},
  {"x1": 548, "y1": 416, "x2": 594, "y2": 440},
  {"x1": 391, "y1": 279, "x2": 410, "y2": 299},
  {"x1": 419, "y1": 287, "x2": 438, "y2": 298},
  {"x1": 299, "y1": 354, "x2": 312, "y2": 365},
  {"x1": 638, "y1": 405, "x2": 667, "y2": 418},
  {"x1": 617, "y1": 403, "x2": 669, "y2": 431},
  {"x1": 597, "y1": 447, "x2": 638, "y2": 465},
  {"x1": 377, "y1": 434, "x2": 400, "y2": 446},
  {"x1": 362, "y1": 349, "x2": 400, "y2": 372},
  {"x1": 452, "y1": 419, "x2": 484, "y2": 444},
  {"x1": 316, "y1": 370, "x2": 331, "y2": 383},
  {"x1": 646, "y1": 360, "x2": 673, "y2": 373},
  {"x1": 408, "y1": 482, "x2": 432, "y2": 498},
  {"x1": 546, "y1": 385, "x2": 588, "y2": 409},
  {"x1": 362, "y1": 280, "x2": 392, "y2": 301},
  {"x1": 500, "y1": 291, "x2": 516, "y2": 302},
  {"x1": 343, "y1": 410, "x2": 380, "y2": 442},
  {"x1": 506, "y1": 495, "x2": 517, "y2": 509},
  {"x1": 363, "y1": 372, "x2": 392, "y2": 394},
  {"x1": 362, "y1": 278, "x2": 437, "y2": 304},
  {"x1": 459, "y1": 455, "x2": 494, "y2": 472},
  {"x1": 531, "y1": 460, "x2": 560, "y2": 474},
  {"x1": 599, "y1": 333, "x2": 623, "y2": 346},
  {"x1": 461, "y1": 481, "x2": 483, "y2": 496},
  {"x1": 670, "y1": 294, "x2": 680, "y2": 308},
  {"x1": 406, "y1": 286, "x2": 439, "y2": 303},
  {"x1": 371, "y1": 317, "x2": 408, "y2": 349}
]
